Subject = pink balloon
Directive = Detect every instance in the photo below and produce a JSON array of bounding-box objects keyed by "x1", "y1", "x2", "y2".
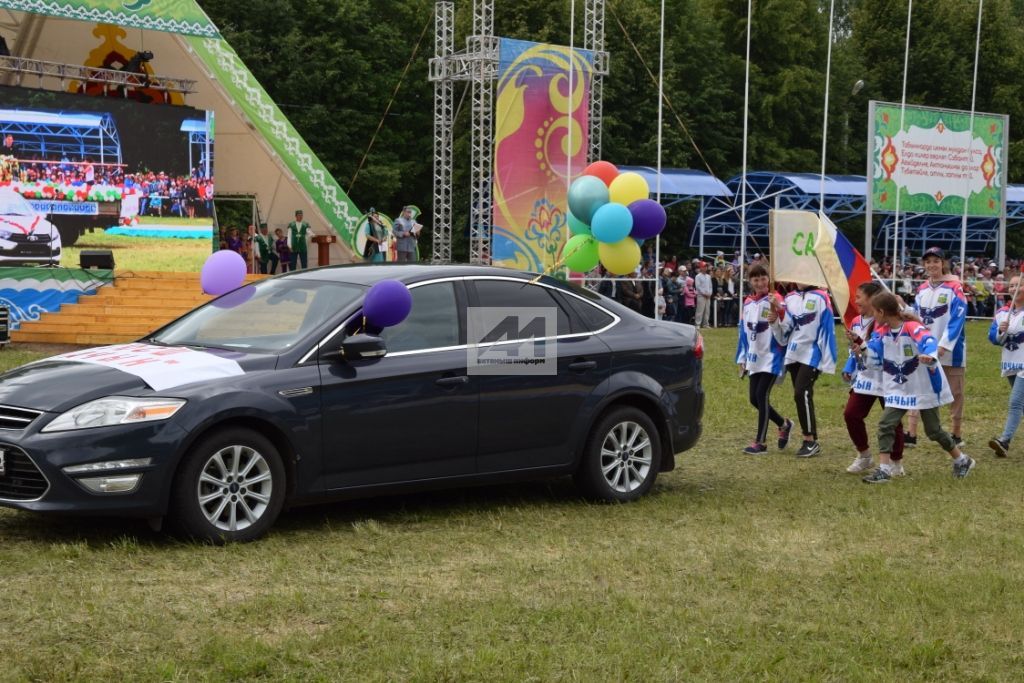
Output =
[{"x1": 201, "y1": 250, "x2": 247, "y2": 296}]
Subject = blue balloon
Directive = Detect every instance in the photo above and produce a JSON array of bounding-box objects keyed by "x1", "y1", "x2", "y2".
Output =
[
  {"x1": 591, "y1": 202, "x2": 634, "y2": 244},
  {"x1": 567, "y1": 176, "x2": 610, "y2": 224}
]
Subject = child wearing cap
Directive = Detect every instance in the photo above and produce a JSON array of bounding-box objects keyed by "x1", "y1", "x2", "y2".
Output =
[{"x1": 905, "y1": 247, "x2": 967, "y2": 447}]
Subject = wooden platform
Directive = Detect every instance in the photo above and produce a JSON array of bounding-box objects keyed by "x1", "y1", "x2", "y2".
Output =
[{"x1": 11, "y1": 271, "x2": 265, "y2": 346}]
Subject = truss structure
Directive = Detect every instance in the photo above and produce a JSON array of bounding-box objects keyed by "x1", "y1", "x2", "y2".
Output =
[
  {"x1": 0, "y1": 110, "x2": 123, "y2": 166},
  {"x1": 428, "y1": 0, "x2": 608, "y2": 264},
  {"x1": 0, "y1": 55, "x2": 198, "y2": 100}
]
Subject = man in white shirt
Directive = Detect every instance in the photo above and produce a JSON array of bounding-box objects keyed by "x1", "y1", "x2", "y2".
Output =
[{"x1": 694, "y1": 262, "x2": 713, "y2": 328}]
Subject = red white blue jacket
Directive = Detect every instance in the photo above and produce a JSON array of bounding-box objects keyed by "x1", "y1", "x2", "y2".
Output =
[
  {"x1": 770, "y1": 288, "x2": 838, "y2": 374},
  {"x1": 988, "y1": 305, "x2": 1024, "y2": 377},
  {"x1": 867, "y1": 320, "x2": 953, "y2": 410},
  {"x1": 736, "y1": 292, "x2": 787, "y2": 376},
  {"x1": 842, "y1": 315, "x2": 882, "y2": 397},
  {"x1": 914, "y1": 279, "x2": 967, "y2": 367}
]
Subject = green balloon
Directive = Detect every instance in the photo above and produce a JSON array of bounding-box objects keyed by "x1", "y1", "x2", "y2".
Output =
[
  {"x1": 567, "y1": 211, "x2": 591, "y2": 236},
  {"x1": 563, "y1": 234, "x2": 600, "y2": 272}
]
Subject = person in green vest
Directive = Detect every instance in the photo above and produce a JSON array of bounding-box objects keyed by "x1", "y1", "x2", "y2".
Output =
[
  {"x1": 287, "y1": 209, "x2": 316, "y2": 270},
  {"x1": 251, "y1": 222, "x2": 277, "y2": 274}
]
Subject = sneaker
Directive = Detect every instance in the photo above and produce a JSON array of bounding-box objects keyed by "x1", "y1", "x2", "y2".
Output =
[
  {"x1": 953, "y1": 435, "x2": 965, "y2": 447},
  {"x1": 795, "y1": 441, "x2": 821, "y2": 458},
  {"x1": 862, "y1": 467, "x2": 892, "y2": 484},
  {"x1": 952, "y1": 456, "x2": 976, "y2": 479},
  {"x1": 743, "y1": 442, "x2": 768, "y2": 455},
  {"x1": 777, "y1": 419, "x2": 794, "y2": 450},
  {"x1": 846, "y1": 456, "x2": 874, "y2": 473},
  {"x1": 890, "y1": 462, "x2": 906, "y2": 477},
  {"x1": 904, "y1": 435, "x2": 918, "y2": 448},
  {"x1": 989, "y1": 437, "x2": 1009, "y2": 458}
]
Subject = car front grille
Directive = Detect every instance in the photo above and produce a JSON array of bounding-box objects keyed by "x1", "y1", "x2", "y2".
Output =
[
  {"x1": 0, "y1": 446, "x2": 49, "y2": 501},
  {"x1": 0, "y1": 405, "x2": 42, "y2": 431}
]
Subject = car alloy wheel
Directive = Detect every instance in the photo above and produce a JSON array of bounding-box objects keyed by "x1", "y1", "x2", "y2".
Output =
[
  {"x1": 170, "y1": 428, "x2": 285, "y2": 543},
  {"x1": 197, "y1": 444, "x2": 274, "y2": 533},
  {"x1": 575, "y1": 406, "x2": 662, "y2": 502},
  {"x1": 600, "y1": 420, "x2": 653, "y2": 494}
]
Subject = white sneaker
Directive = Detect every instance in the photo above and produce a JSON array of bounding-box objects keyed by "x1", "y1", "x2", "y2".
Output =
[
  {"x1": 846, "y1": 456, "x2": 874, "y2": 473},
  {"x1": 890, "y1": 462, "x2": 906, "y2": 477}
]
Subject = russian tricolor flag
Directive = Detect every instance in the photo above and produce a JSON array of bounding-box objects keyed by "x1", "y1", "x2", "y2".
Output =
[{"x1": 816, "y1": 213, "x2": 873, "y2": 328}]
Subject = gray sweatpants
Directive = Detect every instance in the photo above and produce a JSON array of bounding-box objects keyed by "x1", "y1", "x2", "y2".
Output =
[{"x1": 879, "y1": 405, "x2": 955, "y2": 454}]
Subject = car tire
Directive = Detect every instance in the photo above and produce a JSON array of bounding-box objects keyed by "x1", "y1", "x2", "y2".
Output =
[
  {"x1": 574, "y1": 406, "x2": 662, "y2": 502},
  {"x1": 169, "y1": 428, "x2": 286, "y2": 543}
]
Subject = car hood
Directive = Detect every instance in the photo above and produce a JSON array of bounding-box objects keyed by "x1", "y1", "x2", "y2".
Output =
[{"x1": 0, "y1": 349, "x2": 276, "y2": 413}]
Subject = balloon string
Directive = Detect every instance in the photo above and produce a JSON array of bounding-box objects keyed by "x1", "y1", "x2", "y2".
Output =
[{"x1": 531, "y1": 238, "x2": 590, "y2": 284}]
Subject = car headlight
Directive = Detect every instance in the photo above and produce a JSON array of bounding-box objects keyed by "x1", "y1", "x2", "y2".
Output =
[{"x1": 42, "y1": 397, "x2": 186, "y2": 432}]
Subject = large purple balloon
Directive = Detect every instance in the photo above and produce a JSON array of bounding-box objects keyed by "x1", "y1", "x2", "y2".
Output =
[
  {"x1": 364, "y1": 279, "x2": 413, "y2": 328},
  {"x1": 628, "y1": 199, "x2": 668, "y2": 239},
  {"x1": 201, "y1": 250, "x2": 247, "y2": 296}
]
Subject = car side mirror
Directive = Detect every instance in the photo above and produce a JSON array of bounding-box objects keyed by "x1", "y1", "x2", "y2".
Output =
[{"x1": 339, "y1": 333, "x2": 387, "y2": 361}]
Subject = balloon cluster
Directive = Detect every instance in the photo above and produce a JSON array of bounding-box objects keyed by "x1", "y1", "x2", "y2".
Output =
[{"x1": 563, "y1": 162, "x2": 667, "y2": 275}]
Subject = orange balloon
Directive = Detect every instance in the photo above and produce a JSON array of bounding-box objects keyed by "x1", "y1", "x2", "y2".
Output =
[{"x1": 583, "y1": 160, "x2": 620, "y2": 187}]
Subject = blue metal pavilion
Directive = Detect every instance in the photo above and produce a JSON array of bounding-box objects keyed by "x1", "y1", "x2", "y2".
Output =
[{"x1": 0, "y1": 109, "x2": 122, "y2": 166}]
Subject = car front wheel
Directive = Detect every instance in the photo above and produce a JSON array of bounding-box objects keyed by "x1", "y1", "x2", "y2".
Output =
[
  {"x1": 169, "y1": 428, "x2": 286, "y2": 543},
  {"x1": 574, "y1": 406, "x2": 662, "y2": 502}
]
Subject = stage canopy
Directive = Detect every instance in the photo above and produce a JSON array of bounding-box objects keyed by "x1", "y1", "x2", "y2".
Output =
[
  {"x1": 617, "y1": 166, "x2": 733, "y2": 208},
  {"x1": 691, "y1": 170, "x2": 1024, "y2": 259},
  {"x1": 0, "y1": 0, "x2": 362, "y2": 258}
]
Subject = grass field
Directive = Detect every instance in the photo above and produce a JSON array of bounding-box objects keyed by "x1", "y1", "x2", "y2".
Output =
[
  {"x1": 1, "y1": 322, "x2": 1023, "y2": 681},
  {"x1": 63, "y1": 229, "x2": 211, "y2": 272}
]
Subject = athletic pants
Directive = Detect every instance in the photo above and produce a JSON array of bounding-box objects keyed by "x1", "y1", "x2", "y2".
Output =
[
  {"x1": 748, "y1": 371, "x2": 785, "y2": 444},
  {"x1": 999, "y1": 375, "x2": 1024, "y2": 445},
  {"x1": 788, "y1": 363, "x2": 820, "y2": 439},
  {"x1": 909, "y1": 366, "x2": 965, "y2": 436},
  {"x1": 880, "y1": 406, "x2": 956, "y2": 454},
  {"x1": 844, "y1": 392, "x2": 904, "y2": 461}
]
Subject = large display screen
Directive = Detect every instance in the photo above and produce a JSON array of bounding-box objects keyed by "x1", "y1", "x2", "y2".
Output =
[{"x1": 0, "y1": 85, "x2": 214, "y2": 228}]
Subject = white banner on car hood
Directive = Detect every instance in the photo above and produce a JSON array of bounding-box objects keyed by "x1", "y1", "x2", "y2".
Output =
[{"x1": 51, "y1": 343, "x2": 244, "y2": 391}]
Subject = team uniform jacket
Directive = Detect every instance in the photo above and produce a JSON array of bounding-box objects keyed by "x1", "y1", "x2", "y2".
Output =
[
  {"x1": 988, "y1": 305, "x2": 1024, "y2": 378},
  {"x1": 867, "y1": 320, "x2": 953, "y2": 410},
  {"x1": 771, "y1": 288, "x2": 838, "y2": 374},
  {"x1": 735, "y1": 292, "x2": 787, "y2": 376},
  {"x1": 914, "y1": 280, "x2": 967, "y2": 367},
  {"x1": 842, "y1": 315, "x2": 882, "y2": 397}
]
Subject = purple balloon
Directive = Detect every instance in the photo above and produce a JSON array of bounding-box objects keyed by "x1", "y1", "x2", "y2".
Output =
[
  {"x1": 364, "y1": 279, "x2": 413, "y2": 328},
  {"x1": 628, "y1": 199, "x2": 668, "y2": 239},
  {"x1": 201, "y1": 250, "x2": 247, "y2": 296}
]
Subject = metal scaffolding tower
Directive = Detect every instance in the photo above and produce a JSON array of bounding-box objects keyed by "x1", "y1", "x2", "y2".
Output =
[
  {"x1": 584, "y1": 0, "x2": 608, "y2": 163},
  {"x1": 428, "y1": 0, "x2": 607, "y2": 264},
  {"x1": 430, "y1": 1, "x2": 454, "y2": 264}
]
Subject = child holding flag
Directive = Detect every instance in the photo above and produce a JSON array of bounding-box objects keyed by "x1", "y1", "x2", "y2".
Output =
[
  {"x1": 987, "y1": 274, "x2": 1024, "y2": 457},
  {"x1": 861, "y1": 292, "x2": 975, "y2": 483},
  {"x1": 769, "y1": 284, "x2": 838, "y2": 457},
  {"x1": 735, "y1": 264, "x2": 794, "y2": 455}
]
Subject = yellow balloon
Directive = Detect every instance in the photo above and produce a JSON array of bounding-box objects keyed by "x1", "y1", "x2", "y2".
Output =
[
  {"x1": 608, "y1": 172, "x2": 650, "y2": 205},
  {"x1": 599, "y1": 238, "x2": 642, "y2": 275}
]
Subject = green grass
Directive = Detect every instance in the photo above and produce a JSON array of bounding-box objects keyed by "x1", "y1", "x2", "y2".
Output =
[
  {"x1": 64, "y1": 229, "x2": 211, "y2": 272},
  {"x1": 2, "y1": 322, "x2": 1023, "y2": 681}
]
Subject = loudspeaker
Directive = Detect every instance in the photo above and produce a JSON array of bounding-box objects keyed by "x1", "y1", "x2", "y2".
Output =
[{"x1": 79, "y1": 250, "x2": 115, "y2": 270}]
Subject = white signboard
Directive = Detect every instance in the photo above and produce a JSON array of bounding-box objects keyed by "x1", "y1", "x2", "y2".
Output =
[{"x1": 52, "y1": 343, "x2": 244, "y2": 391}]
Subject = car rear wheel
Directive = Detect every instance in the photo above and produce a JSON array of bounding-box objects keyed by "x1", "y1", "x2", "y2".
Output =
[
  {"x1": 574, "y1": 406, "x2": 662, "y2": 502},
  {"x1": 169, "y1": 428, "x2": 285, "y2": 543}
]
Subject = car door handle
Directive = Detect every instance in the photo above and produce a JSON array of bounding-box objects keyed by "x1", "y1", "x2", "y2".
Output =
[
  {"x1": 568, "y1": 360, "x2": 597, "y2": 372},
  {"x1": 435, "y1": 375, "x2": 469, "y2": 387}
]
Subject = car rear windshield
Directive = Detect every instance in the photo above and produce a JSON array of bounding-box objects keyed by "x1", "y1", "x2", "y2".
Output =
[{"x1": 149, "y1": 279, "x2": 364, "y2": 354}]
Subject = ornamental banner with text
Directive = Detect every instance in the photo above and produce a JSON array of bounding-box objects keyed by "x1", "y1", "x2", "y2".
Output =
[
  {"x1": 492, "y1": 38, "x2": 593, "y2": 272},
  {"x1": 869, "y1": 101, "x2": 1008, "y2": 218}
]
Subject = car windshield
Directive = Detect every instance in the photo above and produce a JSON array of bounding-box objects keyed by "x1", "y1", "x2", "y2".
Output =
[
  {"x1": 150, "y1": 278, "x2": 364, "y2": 354},
  {"x1": 0, "y1": 197, "x2": 32, "y2": 216}
]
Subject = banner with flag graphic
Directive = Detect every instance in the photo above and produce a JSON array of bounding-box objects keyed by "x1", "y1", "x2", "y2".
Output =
[{"x1": 769, "y1": 209, "x2": 872, "y2": 328}]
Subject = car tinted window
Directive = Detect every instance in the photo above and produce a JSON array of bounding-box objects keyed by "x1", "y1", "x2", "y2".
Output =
[
  {"x1": 560, "y1": 292, "x2": 615, "y2": 332},
  {"x1": 151, "y1": 279, "x2": 363, "y2": 353},
  {"x1": 380, "y1": 282, "x2": 460, "y2": 352},
  {"x1": 471, "y1": 280, "x2": 571, "y2": 336}
]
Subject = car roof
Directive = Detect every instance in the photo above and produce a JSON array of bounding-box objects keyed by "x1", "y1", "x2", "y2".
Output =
[{"x1": 286, "y1": 263, "x2": 573, "y2": 290}]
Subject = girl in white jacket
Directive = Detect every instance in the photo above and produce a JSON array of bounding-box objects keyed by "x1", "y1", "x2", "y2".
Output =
[{"x1": 987, "y1": 275, "x2": 1024, "y2": 457}]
